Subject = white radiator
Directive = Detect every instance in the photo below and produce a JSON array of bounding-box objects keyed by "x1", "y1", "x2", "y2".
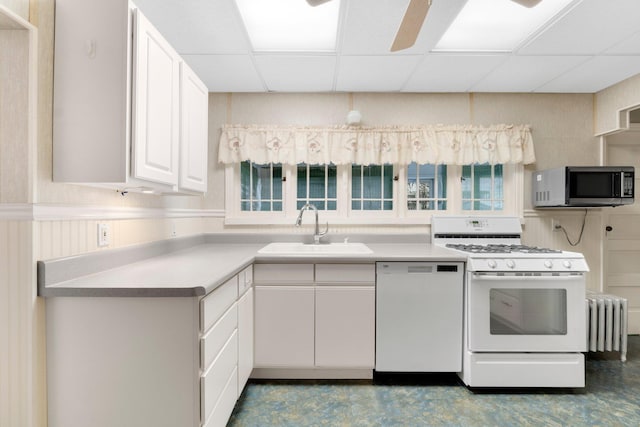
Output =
[{"x1": 585, "y1": 291, "x2": 628, "y2": 362}]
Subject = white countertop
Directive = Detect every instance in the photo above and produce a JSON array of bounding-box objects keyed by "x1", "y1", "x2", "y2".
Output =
[{"x1": 38, "y1": 240, "x2": 466, "y2": 297}]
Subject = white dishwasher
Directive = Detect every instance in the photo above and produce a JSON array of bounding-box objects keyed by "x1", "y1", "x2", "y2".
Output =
[{"x1": 375, "y1": 261, "x2": 464, "y2": 372}]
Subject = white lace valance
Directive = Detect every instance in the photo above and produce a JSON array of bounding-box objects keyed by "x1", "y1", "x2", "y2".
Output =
[{"x1": 218, "y1": 124, "x2": 535, "y2": 166}]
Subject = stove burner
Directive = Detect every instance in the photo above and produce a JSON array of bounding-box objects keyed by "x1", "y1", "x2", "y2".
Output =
[{"x1": 445, "y1": 243, "x2": 562, "y2": 254}]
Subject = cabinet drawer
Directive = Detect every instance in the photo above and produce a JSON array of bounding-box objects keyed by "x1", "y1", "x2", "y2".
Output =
[
  {"x1": 315, "y1": 264, "x2": 375, "y2": 283},
  {"x1": 239, "y1": 265, "x2": 253, "y2": 295},
  {"x1": 203, "y1": 367, "x2": 238, "y2": 427},
  {"x1": 201, "y1": 303, "x2": 237, "y2": 371},
  {"x1": 201, "y1": 330, "x2": 238, "y2": 423},
  {"x1": 254, "y1": 264, "x2": 314, "y2": 284},
  {"x1": 201, "y1": 276, "x2": 238, "y2": 333}
]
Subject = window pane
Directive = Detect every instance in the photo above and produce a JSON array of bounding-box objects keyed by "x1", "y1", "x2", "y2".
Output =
[
  {"x1": 273, "y1": 202, "x2": 282, "y2": 211},
  {"x1": 437, "y1": 201, "x2": 447, "y2": 210},
  {"x1": 462, "y1": 165, "x2": 472, "y2": 199},
  {"x1": 309, "y1": 166, "x2": 326, "y2": 199},
  {"x1": 353, "y1": 165, "x2": 393, "y2": 211},
  {"x1": 241, "y1": 161, "x2": 251, "y2": 200},
  {"x1": 240, "y1": 162, "x2": 282, "y2": 212},
  {"x1": 364, "y1": 166, "x2": 382, "y2": 199},
  {"x1": 474, "y1": 164, "x2": 492, "y2": 200},
  {"x1": 297, "y1": 164, "x2": 336, "y2": 211},
  {"x1": 406, "y1": 163, "x2": 446, "y2": 211},
  {"x1": 327, "y1": 201, "x2": 336, "y2": 210},
  {"x1": 383, "y1": 165, "x2": 393, "y2": 198},
  {"x1": 327, "y1": 165, "x2": 337, "y2": 198},
  {"x1": 462, "y1": 164, "x2": 504, "y2": 212},
  {"x1": 494, "y1": 164, "x2": 503, "y2": 200},
  {"x1": 273, "y1": 165, "x2": 282, "y2": 199},
  {"x1": 437, "y1": 165, "x2": 447, "y2": 198},
  {"x1": 297, "y1": 165, "x2": 307, "y2": 198}
]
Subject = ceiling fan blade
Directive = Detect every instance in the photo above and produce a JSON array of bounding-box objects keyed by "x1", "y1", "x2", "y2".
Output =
[
  {"x1": 390, "y1": 0, "x2": 432, "y2": 52},
  {"x1": 510, "y1": 0, "x2": 543, "y2": 7},
  {"x1": 306, "y1": 0, "x2": 332, "y2": 6}
]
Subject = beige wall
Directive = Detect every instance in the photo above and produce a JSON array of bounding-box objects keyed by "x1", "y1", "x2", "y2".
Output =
[{"x1": 596, "y1": 73, "x2": 640, "y2": 134}]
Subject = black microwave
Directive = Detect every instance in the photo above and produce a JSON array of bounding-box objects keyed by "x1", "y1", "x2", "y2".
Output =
[{"x1": 533, "y1": 166, "x2": 634, "y2": 207}]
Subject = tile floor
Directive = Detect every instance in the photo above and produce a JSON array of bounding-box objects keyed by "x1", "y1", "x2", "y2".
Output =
[{"x1": 228, "y1": 336, "x2": 640, "y2": 426}]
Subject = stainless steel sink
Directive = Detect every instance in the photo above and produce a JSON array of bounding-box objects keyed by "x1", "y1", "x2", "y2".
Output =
[{"x1": 257, "y1": 242, "x2": 372, "y2": 255}]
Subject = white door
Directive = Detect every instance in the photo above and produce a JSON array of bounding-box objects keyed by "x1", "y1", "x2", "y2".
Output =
[
  {"x1": 467, "y1": 273, "x2": 586, "y2": 352},
  {"x1": 179, "y1": 62, "x2": 208, "y2": 192},
  {"x1": 132, "y1": 8, "x2": 179, "y2": 186},
  {"x1": 315, "y1": 286, "x2": 375, "y2": 368},
  {"x1": 604, "y1": 136, "x2": 640, "y2": 333},
  {"x1": 253, "y1": 286, "x2": 315, "y2": 368}
]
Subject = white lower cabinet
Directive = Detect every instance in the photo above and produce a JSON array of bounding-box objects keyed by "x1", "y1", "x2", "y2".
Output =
[
  {"x1": 237, "y1": 287, "x2": 254, "y2": 394},
  {"x1": 315, "y1": 286, "x2": 375, "y2": 368},
  {"x1": 254, "y1": 286, "x2": 315, "y2": 367},
  {"x1": 45, "y1": 266, "x2": 254, "y2": 427},
  {"x1": 253, "y1": 263, "x2": 375, "y2": 376}
]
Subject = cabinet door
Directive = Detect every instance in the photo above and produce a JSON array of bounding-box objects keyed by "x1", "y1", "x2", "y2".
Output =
[
  {"x1": 315, "y1": 286, "x2": 375, "y2": 368},
  {"x1": 178, "y1": 62, "x2": 208, "y2": 193},
  {"x1": 237, "y1": 288, "x2": 254, "y2": 395},
  {"x1": 132, "y1": 8, "x2": 180, "y2": 186},
  {"x1": 254, "y1": 286, "x2": 314, "y2": 368}
]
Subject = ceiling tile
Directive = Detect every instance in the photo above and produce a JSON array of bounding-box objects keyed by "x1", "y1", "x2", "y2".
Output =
[
  {"x1": 134, "y1": 0, "x2": 250, "y2": 54},
  {"x1": 605, "y1": 31, "x2": 640, "y2": 55},
  {"x1": 254, "y1": 55, "x2": 337, "y2": 92},
  {"x1": 520, "y1": 0, "x2": 640, "y2": 55},
  {"x1": 181, "y1": 55, "x2": 265, "y2": 92},
  {"x1": 471, "y1": 56, "x2": 590, "y2": 92},
  {"x1": 536, "y1": 56, "x2": 640, "y2": 93},
  {"x1": 340, "y1": 0, "x2": 466, "y2": 55},
  {"x1": 336, "y1": 56, "x2": 422, "y2": 92},
  {"x1": 403, "y1": 54, "x2": 506, "y2": 92}
]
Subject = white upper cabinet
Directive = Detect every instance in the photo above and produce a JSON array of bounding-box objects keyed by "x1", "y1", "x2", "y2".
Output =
[
  {"x1": 52, "y1": 0, "x2": 208, "y2": 194},
  {"x1": 179, "y1": 62, "x2": 209, "y2": 193},
  {"x1": 132, "y1": 8, "x2": 180, "y2": 187}
]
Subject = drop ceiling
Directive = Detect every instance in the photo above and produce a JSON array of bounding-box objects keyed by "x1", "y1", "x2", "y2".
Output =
[{"x1": 134, "y1": 0, "x2": 640, "y2": 93}]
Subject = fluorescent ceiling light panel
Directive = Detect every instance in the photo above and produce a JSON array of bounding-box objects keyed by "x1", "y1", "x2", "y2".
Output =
[
  {"x1": 235, "y1": 0, "x2": 340, "y2": 52},
  {"x1": 434, "y1": 0, "x2": 575, "y2": 52}
]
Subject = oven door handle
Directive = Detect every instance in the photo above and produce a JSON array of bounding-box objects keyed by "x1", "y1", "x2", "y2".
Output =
[{"x1": 471, "y1": 273, "x2": 583, "y2": 280}]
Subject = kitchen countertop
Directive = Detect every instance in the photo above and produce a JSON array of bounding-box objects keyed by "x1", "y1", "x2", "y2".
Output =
[{"x1": 38, "y1": 235, "x2": 466, "y2": 298}]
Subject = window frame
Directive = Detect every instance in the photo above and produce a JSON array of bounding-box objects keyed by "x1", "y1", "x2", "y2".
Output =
[{"x1": 224, "y1": 163, "x2": 523, "y2": 225}]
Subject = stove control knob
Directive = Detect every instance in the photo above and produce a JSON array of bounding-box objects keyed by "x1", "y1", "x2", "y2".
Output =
[
  {"x1": 487, "y1": 260, "x2": 498, "y2": 269},
  {"x1": 544, "y1": 260, "x2": 554, "y2": 269},
  {"x1": 506, "y1": 260, "x2": 516, "y2": 269},
  {"x1": 563, "y1": 260, "x2": 572, "y2": 269}
]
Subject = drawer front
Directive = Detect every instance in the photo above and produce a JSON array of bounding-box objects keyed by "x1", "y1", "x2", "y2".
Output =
[
  {"x1": 253, "y1": 264, "x2": 314, "y2": 284},
  {"x1": 203, "y1": 367, "x2": 238, "y2": 427},
  {"x1": 315, "y1": 264, "x2": 375, "y2": 283},
  {"x1": 239, "y1": 265, "x2": 253, "y2": 295},
  {"x1": 201, "y1": 330, "x2": 238, "y2": 423},
  {"x1": 201, "y1": 276, "x2": 238, "y2": 333},
  {"x1": 201, "y1": 303, "x2": 238, "y2": 371}
]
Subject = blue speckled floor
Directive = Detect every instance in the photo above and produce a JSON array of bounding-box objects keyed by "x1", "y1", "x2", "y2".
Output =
[{"x1": 228, "y1": 336, "x2": 640, "y2": 426}]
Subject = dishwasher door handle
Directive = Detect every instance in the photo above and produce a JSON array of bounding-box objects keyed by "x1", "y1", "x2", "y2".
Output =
[{"x1": 407, "y1": 266, "x2": 433, "y2": 274}]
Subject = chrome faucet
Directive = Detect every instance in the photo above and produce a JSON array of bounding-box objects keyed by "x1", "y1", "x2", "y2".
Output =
[{"x1": 295, "y1": 203, "x2": 328, "y2": 244}]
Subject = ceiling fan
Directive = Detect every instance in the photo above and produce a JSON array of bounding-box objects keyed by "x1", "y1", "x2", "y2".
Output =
[{"x1": 307, "y1": 0, "x2": 543, "y2": 52}]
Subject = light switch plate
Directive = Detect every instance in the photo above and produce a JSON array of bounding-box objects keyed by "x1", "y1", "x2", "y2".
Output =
[{"x1": 97, "y1": 223, "x2": 110, "y2": 247}]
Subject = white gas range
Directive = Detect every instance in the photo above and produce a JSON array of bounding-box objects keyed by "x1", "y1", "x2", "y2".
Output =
[{"x1": 432, "y1": 216, "x2": 589, "y2": 388}]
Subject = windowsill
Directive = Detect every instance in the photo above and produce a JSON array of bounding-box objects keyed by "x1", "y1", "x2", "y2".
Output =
[{"x1": 224, "y1": 212, "x2": 521, "y2": 226}]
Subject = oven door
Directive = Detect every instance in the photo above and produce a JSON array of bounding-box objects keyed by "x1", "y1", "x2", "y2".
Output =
[{"x1": 467, "y1": 272, "x2": 586, "y2": 352}]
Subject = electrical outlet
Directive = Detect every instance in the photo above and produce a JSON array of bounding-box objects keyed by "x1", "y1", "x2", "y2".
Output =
[
  {"x1": 97, "y1": 223, "x2": 110, "y2": 247},
  {"x1": 551, "y1": 218, "x2": 562, "y2": 232}
]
